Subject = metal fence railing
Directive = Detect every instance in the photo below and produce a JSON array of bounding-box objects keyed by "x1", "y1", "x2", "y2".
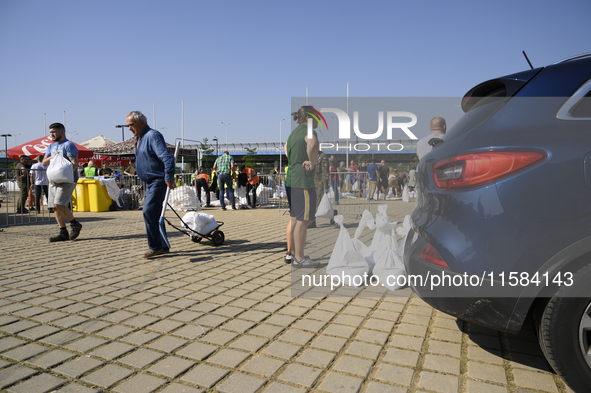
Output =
[{"x1": 1, "y1": 167, "x2": 54, "y2": 227}]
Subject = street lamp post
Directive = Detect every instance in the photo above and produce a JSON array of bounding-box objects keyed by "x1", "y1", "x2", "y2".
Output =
[
  {"x1": 221, "y1": 122, "x2": 230, "y2": 147},
  {"x1": 212, "y1": 137, "x2": 219, "y2": 158},
  {"x1": 115, "y1": 125, "x2": 128, "y2": 142},
  {"x1": 279, "y1": 119, "x2": 285, "y2": 172},
  {"x1": 1, "y1": 134, "x2": 12, "y2": 179}
]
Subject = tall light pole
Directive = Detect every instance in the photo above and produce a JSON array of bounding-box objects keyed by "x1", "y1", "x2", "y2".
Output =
[
  {"x1": 213, "y1": 137, "x2": 219, "y2": 158},
  {"x1": 115, "y1": 125, "x2": 128, "y2": 142},
  {"x1": 279, "y1": 119, "x2": 285, "y2": 172},
  {"x1": 221, "y1": 122, "x2": 230, "y2": 147},
  {"x1": 1, "y1": 134, "x2": 12, "y2": 177}
]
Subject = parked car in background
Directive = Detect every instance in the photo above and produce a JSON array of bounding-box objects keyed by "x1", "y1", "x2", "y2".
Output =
[{"x1": 405, "y1": 53, "x2": 591, "y2": 392}]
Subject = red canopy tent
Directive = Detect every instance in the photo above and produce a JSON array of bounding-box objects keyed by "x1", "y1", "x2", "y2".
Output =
[{"x1": 7, "y1": 136, "x2": 94, "y2": 160}]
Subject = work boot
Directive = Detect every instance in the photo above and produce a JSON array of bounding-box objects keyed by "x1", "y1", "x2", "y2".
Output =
[
  {"x1": 69, "y1": 221, "x2": 83, "y2": 240},
  {"x1": 50, "y1": 228, "x2": 69, "y2": 242}
]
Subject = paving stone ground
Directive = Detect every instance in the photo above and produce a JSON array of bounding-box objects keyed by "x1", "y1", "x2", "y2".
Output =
[{"x1": 0, "y1": 200, "x2": 573, "y2": 392}]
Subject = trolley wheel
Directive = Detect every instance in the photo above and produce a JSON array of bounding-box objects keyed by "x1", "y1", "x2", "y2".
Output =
[
  {"x1": 212, "y1": 231, "x2": 225, "y2": 246},
  {"x1": 191, "y1": 236, "x2": 202, "y2": 243}
]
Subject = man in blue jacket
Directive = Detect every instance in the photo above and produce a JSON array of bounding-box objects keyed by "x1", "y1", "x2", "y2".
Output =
[{"x1": 126, "y1": 111, "x2": 176, "y2": 258}]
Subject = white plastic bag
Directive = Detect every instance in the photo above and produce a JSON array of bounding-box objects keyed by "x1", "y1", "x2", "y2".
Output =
[
  {"x1": 315, "y1": 193, "x2": 334, "y2": 219},
  {"x1": 326, "y1": 215, "x2": 369, "y2": 287},
  {"x1": 236, "y1": 186, "x2": 248, "y2": 206},
  {"x1": 352, "y1": 181, "x2": 359, "y2": 191},
  {"x1": 402, "y1": 185, "x2": 410, "y2": 202},
  {"x1": 47, "y1": 154, "x2": 74, "y2": 184},
  {"x1": 182, "y1": 212, "x2": 218, "y2": 234},
  {"x1": 396, "y1": 215, "x2": 412, "y2": 238},
  {"x1": 100, "y1": 178, "x2": 121, "y2": 206},
  {"x1": 168, "y1": 186, "x2": 200, "y2": 211}
]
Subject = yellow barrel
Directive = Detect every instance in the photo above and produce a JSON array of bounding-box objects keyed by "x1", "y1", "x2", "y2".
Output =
[
  {"x1": 72, "y1": 179, "x2": 90, "y2": 212},
  {"x1": 86, "y1": 179, "x2": 112, "y2": 212}
]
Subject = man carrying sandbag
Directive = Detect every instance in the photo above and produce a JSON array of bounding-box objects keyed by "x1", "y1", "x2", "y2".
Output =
[{"x1": 42, "y1": 122, "x2": 83, "y2": 242}]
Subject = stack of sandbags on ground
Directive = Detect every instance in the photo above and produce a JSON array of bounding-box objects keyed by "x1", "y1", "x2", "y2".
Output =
[
  {"x1": 326, "y1": 215, "x2": 369, "y2": 287},
  {"x1": 168, "y1": 185, "x2": 200, "y2": 211},
  {"x1": 181, "y1": 212, "x2": 218, "y2": 234},
  {"x1": 326, "y1": 206, "x2": 409, "y2": 291}
]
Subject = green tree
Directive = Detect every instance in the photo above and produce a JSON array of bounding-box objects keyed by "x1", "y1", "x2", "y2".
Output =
[
  {"x1": 243, "y1": 147, "x2": 258, "y2": 168},
  {"x1": 199, "y1": 138, "x2": 215, "y2": 168}
]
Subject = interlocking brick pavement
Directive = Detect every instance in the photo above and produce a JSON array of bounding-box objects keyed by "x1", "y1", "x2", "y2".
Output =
[{"x1": 0, "y1": 201, "x2": 573, "y2": 392}]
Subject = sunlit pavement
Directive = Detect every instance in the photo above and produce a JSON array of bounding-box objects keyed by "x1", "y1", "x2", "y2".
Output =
[{"x1": 0, "y1": 200, "x2": 571, "y2": 392}]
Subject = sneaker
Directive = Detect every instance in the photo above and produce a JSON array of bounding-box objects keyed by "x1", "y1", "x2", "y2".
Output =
[
  {"x1": 292, "y1": 256, "x2": 322, "y2": 268},
  {"x1": 232, "y1": 207, "x2": 238, "y2": 210},
  {"x1": 143, "y1": 249, "x2": 167, "y2": 258},
  {"x1": 49, "y1": 230, "x2": 69, "y2": 242},
  {"x1": 284, "y1": 252, "x2": 293, "y2": 264},
  {"x1": 69, "y1": 221, "x2": 83, "y2": 240},
  {"x1": 308, "y1": 221, "x2": 317, "y2": 228},
  {"x1": 221, "y1": 207, "x2": 227, "y2": 211},
  {"x1": 251, "y1": 205, "x2": 256, "y2": 209}
]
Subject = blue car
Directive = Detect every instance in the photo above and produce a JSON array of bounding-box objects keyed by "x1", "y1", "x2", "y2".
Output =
[{"x1": 405, "y1": 53, "x2": 591, "y2": 392}]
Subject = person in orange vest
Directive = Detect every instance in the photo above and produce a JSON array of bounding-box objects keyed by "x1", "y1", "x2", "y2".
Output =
[
  {"x1": 240, "y1": 165, "x2": 259, "y2": 208},
  {"x1": 193, "y1": 167, "x2": 211, "y2": 207}
]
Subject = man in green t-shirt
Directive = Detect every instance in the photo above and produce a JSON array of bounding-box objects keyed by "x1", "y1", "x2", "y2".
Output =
[{"x1": 284, "y1": 105, "x2": 321, "y2": 268}]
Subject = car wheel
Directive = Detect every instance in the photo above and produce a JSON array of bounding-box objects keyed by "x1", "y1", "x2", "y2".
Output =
[{"x1": 535, "y1": 263, "x2": 591, "y2": 393}]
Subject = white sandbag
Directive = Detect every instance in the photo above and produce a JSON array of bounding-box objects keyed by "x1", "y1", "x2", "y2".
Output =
[
  {"x1": 396, "y1": 215, "x2": 412, "y2": 238},
  {"x1": 236, "y1": 186, "x2": 248, "y2": 206},
  {"x1": 47, "y1": 154, "x2": 74, "y2": 184},
  {"x1": 182, "y1": 212, "x2": 217, "y2": 234},
  {"x1": 371, "y1": 206, "x2": 406, "y2": 291},
  {"x1": 402, "y1": 185, "x2": 410, "y2": 202},
  {"x1": 168, "y1": 185, "x2": 200, "y2": 211},
  {"x1": 396, "y1": 237, "x2": 406, "y2": 263},
  {"x1": 373, "y1": 249, "x2": 406, "y2": 291},
  {"x1": 316, "y1": 193, "x2": 334, "y2": 219},
  {"x1": 351, "y1": 210, "x2": 377, "y2": 271},
  {"x1": 326, "y1": 215, "x2": 369, "y2": 287},
  {"x1": 256, "y1": 186, "x2": 272, "y2": 198}
]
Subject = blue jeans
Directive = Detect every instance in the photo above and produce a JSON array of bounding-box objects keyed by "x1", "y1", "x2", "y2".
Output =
[
  {"x1": 217, "y1": 174, "x2": 235, "y2": 209},
  {"x1": 144, "y1": 179, "x2": 168, "y2": 250},
  {"x1": 331, "y1": 178, "x2": 339, "y2": 204}
]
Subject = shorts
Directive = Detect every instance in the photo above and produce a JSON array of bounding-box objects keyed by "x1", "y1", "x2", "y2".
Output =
[
  {"x1": 48, "y1": 182, "x2": 76, "y2": 208},
  {"x1": 286, "y1": 186, "x2": 316, "y2": 222}
]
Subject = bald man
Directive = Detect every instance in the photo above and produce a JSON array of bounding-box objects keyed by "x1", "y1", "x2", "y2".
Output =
[{"x1": 417, "y1": 117, "x2": 446, "y2": 160}]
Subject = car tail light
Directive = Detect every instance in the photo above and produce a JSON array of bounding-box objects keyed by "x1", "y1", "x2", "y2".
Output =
[
  {"x1": 433, "y1": 150, "x2": 546, "y2": 189},
  {"x1": 421, "y1": 244, "x2": 449, "y2": 268}
]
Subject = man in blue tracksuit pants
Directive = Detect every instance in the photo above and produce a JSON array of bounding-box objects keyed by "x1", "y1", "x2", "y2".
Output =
[{"x1": 127, "y1": 111, "x2": 176, "y2": 258}]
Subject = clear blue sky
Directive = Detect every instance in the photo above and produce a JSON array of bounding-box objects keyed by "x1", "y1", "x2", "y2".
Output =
[{"x1": 1, "y1": 0, "x2": 589, "y2": 149}]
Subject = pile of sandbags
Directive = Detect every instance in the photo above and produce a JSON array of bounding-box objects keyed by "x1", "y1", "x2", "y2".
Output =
[{"x1": 326, "y1": 205, "x2": 410, "y2": 291}]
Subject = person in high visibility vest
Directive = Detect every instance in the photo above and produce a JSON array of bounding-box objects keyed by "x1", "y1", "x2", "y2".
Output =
[
  {"x1": 210, "y1": 169, "x2": 219, "y2": 200},
  {"x1": 194, "y1": 167, "x2": 211, "y2": 207},
  {"x1": 240, "y1": 165, "x2": 259, "y2": 208},
  {"x1": 84, "y1": 160, "x2": 98, "y2": 177}
]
